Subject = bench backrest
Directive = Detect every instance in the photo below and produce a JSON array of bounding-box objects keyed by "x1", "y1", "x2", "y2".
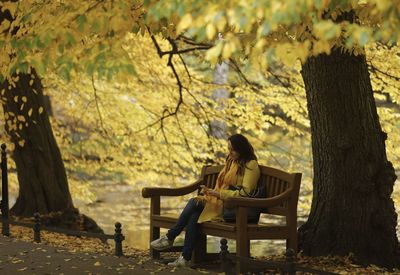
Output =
[{"x1": 200, "y1": 164, "x2": 302, "y2": 217}]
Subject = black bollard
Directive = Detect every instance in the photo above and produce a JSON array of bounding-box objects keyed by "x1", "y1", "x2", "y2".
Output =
[
  {"x1": 220, "y1": 238, "x2": 233, "y2": 275},
  {"x1": 114, "y1": 222, "x2": 125, "y2": 257},
  {"x1": 1, "y1": 144, "x2": 10, "y2": 236},
  {"x1": 285, "y1": 248, "x2": 296, "y2": 275},
  {"x1": 33, "y1": 213, "x2": 41, "y2": 243}
]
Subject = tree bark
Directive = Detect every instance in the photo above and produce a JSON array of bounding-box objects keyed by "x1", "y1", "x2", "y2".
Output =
[
  {"x1": 210, "y1": 61, "x2": 230, "y2": 140},
  {"x1": 1, "y1": 69, "x2": 74, "y2": 216},
  {"x1": 299, "y1": 48, "x2": 399, "y2": 267}
]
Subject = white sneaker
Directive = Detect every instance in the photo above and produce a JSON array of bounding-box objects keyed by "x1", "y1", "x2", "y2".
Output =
[
  {"x1": 150, "y1": 235, "x2": 174, "y2": 251},
  {"x1": 167, "y1": 255, "x2": 191, "y2": 267}
]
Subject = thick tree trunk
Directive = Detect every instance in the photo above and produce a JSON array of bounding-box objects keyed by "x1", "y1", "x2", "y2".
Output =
[
  {"x1": 2, "y1": 69, "x2": 73, "y2": 216},
  {"x1": 299, "y1": 48, "x2": 399, "y2": 267}
]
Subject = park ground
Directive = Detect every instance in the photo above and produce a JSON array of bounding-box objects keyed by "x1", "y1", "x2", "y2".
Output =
[{"x1": 0, "y1": 224, "x2": 399, "y2": 274}]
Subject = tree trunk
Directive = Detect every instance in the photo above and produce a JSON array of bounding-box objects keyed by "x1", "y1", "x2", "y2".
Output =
[
  {"x1": 210, "y1": 60, "x2": 230, "y2": 140},
  {"x1": 1, "y1": 69, "x2": 73, "y2": 216},
  {"x1": 299, "y1": 48, "x2": 399, "y2": 267}
]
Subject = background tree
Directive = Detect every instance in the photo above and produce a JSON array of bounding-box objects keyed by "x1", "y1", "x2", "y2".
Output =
[{"x1": 0, "y1": 3, "x2": 101, "y2": 231}]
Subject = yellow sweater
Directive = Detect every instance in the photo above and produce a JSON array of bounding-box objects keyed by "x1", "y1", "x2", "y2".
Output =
[{"x1": 197, "y1": 160, "x2": 260, "y2": 223}]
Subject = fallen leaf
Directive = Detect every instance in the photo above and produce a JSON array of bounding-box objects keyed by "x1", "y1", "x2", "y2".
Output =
[{"x1": 94, "y1": 261, "x2": 101, "y2": 266}]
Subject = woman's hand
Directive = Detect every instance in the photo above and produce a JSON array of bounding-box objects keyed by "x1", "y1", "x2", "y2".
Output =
[
  {"x1": 200, "y1": 185, "x2": 220, "y2": 198},
  {"x1": 200, "y1": 185, "x2": 209, "y2": 195},
  {"x1": 207, "y1": 189, "x2": 220, "y2": 198}
]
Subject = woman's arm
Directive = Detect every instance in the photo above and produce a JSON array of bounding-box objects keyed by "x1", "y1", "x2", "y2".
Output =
[{"x1": 219, "y1": 160, "x2": 260, "y2": 200}]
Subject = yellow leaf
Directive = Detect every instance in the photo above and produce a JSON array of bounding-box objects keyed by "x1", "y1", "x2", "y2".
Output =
[
  {"x1": 276, "y1": 43, "x2": 296, "y2": 66},
  {"x1": 28, "y1": 108, "x2": 33, "y2": 117},
  {"x1": 29, "y1": 80, "x2": 34, "y2": 86},
  {"x1": 18, "y1": 140, "x2": 25, "y2": 147},
  {"x1": 17, "y1": 115, "x2": 26, "y2": 122},
  {"x1": 216, "y1": 16, "x2": 226, "y2": 32},
  {"x1": 313, "y1": 20, "x2": 340, "y2": 40},
  {"x1": 1, "y1": 2, "x2": 17, "y2": 17},
  {"x1": 222, "y1": 41, "x2": 236, "y2": 60},
  {"x1": 0, "y1": 20, "x2": 10, "y2": 33},
  {"x1": 110, "y1": 16, "x2": 126, "y2": 34},
  {"x1": 14, "y1": 96, "x2": 18, "y2": 102},
  {"x1": 295, "y1": 41, "x2": 310, "y2": 63},
  {"x1": 312, "y1": 40, "x2": 332, "y2": 55},
  {"x1": 206, "y1": 23, "x2": 216, "y2": 40},
  {"x1": 38, "y1": 106, "x2": 44, "y2": 114},
  {"x1": 94, "y1": 261, "x2": 101, "y2": 266},
  {"x1": 205, "y1": 43, "x2": 223, "y2": 65},
  {"x1": 176, "y1": 14, "x2": 192, "y2": 34}
]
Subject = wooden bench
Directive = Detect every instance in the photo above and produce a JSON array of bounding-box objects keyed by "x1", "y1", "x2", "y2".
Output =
[{"x1": 142, "y1": 164, "x2": 302, "y2": 266}]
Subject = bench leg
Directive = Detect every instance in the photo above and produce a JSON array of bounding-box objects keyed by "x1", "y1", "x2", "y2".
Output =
[
  {"x1": 192, "y1": 233, "x2": 206, "y2": 264},
  {"x1": 236, "y1": 207, "x2": 250, "y2": 274},
  {"x1": 286, "y1": 233, "x2": 298, "y2": 253},
  {"x1": 149, "y1": 197, "x2": 161, "y2": 259},
  {"x1": 150, "y1": 226, "x2": 160, "y2": 259}
]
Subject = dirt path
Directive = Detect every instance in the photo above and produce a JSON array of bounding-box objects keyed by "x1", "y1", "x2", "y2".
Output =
[{"x1": 0, "y1": 235, "x2": 218, "y2": 275}]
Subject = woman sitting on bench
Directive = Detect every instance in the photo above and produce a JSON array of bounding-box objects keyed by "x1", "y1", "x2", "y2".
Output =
[{"x1": 150, "y1": 134, "x2": 260, "y2": 267}]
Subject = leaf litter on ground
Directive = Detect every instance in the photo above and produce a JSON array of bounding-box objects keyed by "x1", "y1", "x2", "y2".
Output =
[{"x1": 4, "y1": 224, "x2": 400, "y2": 274}]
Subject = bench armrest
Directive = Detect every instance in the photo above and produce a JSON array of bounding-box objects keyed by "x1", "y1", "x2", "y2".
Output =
[
  {"x1": 142, "y1": 179, "x2": 204, "y2": 198},
  {"x1": 224, "y1": 187, "x2": 293, "y2": 208}
]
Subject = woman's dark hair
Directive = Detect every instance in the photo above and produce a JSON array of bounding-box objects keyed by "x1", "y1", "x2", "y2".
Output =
[{"x1": 228, "y1": 134, "x2": 257, "y2": 174}]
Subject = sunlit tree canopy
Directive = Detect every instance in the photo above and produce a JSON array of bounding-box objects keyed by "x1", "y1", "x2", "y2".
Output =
[{"x1": 1, "y1": 0, "x2": 399, "y2": 79}]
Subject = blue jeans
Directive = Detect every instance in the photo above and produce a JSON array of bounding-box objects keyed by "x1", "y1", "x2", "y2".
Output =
[{"x1": 166, "y1": 198, "x2": 205, "y2": 261}]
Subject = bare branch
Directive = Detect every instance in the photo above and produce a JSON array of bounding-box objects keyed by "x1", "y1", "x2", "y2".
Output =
[
  {"x1": 91, "y1": 75, "x2": 108, "y2": 135},
  {"x1": 266, "y1": 67, "x2": 308, "y2": 116},
  {"x1": 369, "y1": 63, "x2": 400, "y2": 82},
  {"x1": 135, "y1": 32, "x2": 185, "y2": 133},
  {"x1": 178, "y1": 54, "x2": 191, "y2": 80}
]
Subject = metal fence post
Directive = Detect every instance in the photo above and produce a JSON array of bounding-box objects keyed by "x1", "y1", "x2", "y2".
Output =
[
  {"x1": 114, "y1": 222, "x2": 124, "y2": 256},
  {"x1": 34, "y1": 213, "x2": 41, "y2": 243},
  {"x1": 1, "y1": 144, "x2": 10, "y2": 236}
]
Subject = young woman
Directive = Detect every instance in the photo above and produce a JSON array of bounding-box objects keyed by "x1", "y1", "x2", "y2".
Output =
[{"x1": 150, "y1": 134, "x2": 260, "y2": 267}]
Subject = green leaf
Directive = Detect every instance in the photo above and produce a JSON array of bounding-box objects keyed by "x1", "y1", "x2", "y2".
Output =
[
  {"x1": 58, "y1": 44, "x2": 64, "y2": 54},
  {"x1": 86, "y1": 62, "x2": 95, "y2": 75},
  {"x1": 261, "y1": 22, "x2": 271, "y2": 36},
  {"x1": 58, "y1": 66, "x2": 71, "y2": 82},
  {"x1": 125, "y1": 64, "x2": 136, "y2": 75},
  {"x1": 358, "y1": 31, "x2": 369, "y2": 46},
  {"x1": 17, "y1": 62, "x2": 29, "y2": 74},
  {"x1": 10, "y1": 38, "x2": 17, "y2": 48},
  {"x1": 76, "y1": 15, "x2": 87, "y2": 32},
  {"x1": 91, "y1": 18, "x2": 101, "y2": 32},
  {"x1": 34, "y1": 36, "x2": 45, "y2": 49},
  {"x1": 42, "y1": 33, "x2": 53, "y2": 47},
  {"x1": 95, "y1": 52, "x2": 106, "y2": 63},
  {"x1": 65, "y1": 32, "x2": 76, "y2": 47}
]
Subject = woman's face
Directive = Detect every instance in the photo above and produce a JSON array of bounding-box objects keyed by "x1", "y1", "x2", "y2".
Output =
[{"x1": 228, "y1": 141, "x2": 240, "y2": 160}]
